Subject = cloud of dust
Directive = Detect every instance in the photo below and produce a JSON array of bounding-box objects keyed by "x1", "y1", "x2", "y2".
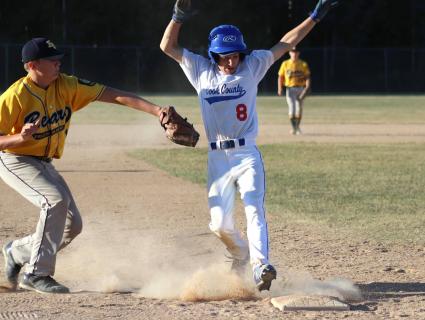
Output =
[
  {"x1": 55, "y1": 223, "x2": 255, "y2": 300},
  {"x1": 56, "y1": 223, "x2": 161, "y2": 293},
  {"x1": 173, "y1": 264, "x2": 255, "y2": 301},
  {"x1": 271, "y1": 269, "x2": 363, "y2": 302},
  {"x1": 56, "y1": 224, "x2": 361, "y2": 302}
]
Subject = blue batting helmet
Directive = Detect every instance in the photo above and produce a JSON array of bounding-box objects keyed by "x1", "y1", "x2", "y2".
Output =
[{"x1": 208, "y1": 25, "x2": 248, "y2": 62}]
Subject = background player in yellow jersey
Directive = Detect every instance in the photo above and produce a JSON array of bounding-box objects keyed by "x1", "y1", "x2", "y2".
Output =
[
  {"x1": 0, "y1": 37, "x2": 173, "y2": 294},
  {"x1": 277, "y1": 48, "x2": 311, "y2": 135}
]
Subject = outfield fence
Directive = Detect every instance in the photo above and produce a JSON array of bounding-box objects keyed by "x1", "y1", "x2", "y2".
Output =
[{"x1": 1, "y1": 44, "x2": 424, "y2": 93}]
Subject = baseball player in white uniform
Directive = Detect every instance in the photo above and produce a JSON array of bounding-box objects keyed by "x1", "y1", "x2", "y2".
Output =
[{"x1": 161, "y1": 0, "x2": 339, "y2": 291}]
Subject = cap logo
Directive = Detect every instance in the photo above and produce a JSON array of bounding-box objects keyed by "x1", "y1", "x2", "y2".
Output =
[
  {"x1": 223, "y1": 35, "x2": 237, "y2": 42},
  {"x1": 46, "y1": 40, "x2": 57, "y2": 49}
]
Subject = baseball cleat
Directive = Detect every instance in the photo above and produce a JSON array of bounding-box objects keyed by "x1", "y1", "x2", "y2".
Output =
[
  {"x1": 19, "y1": 273, "x2": 70, "y2": 294},
  {"x1": 2, "y1": 241, "x2": 22, "y2": 288},
  {"x1": 290, "y1": 129, "x2": 296, "y2": 135},
  {"x1": 253, "y1": 264, "x2": 277, "y2": 291},
  {"x1": 295, "y1": 128, "x2": 302, "y2": 135}
]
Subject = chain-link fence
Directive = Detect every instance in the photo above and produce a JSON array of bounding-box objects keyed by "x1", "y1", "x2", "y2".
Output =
[{"x1": 1, "y1": 44, "x2": 424, "y2": 93}]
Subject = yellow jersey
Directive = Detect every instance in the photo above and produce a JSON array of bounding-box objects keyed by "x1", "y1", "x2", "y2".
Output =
[
  {"x1": 0, "y1": 74, "x2": 105, "y2": 159},
  {"x1": 278, "y1": 59, "x2": 310, "y2": 88}
]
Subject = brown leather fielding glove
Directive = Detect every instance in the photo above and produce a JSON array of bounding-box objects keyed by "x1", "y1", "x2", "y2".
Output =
[{"x1": 159, "y1": 106, "x2": 200, "y2": 147}]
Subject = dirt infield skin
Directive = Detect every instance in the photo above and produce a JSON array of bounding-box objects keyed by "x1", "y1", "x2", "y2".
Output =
[{"x1": 0, "y1": 123, "x2": 424, "y2": 320}]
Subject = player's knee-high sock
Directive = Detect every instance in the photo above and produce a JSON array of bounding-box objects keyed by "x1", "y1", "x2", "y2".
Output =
[
  {"x1": 295, "y1": 116, "x2": 302, "y2": 130},
  {"x1": 290, "y1": 117, "x2": 297, "y2": 131}
]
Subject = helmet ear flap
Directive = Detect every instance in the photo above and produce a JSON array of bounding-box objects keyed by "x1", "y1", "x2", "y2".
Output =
[{"x1": 210, "y1": 52, "x2": 220, "y2": 63}]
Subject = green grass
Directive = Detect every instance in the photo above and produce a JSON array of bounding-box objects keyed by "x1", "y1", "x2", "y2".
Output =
[
  {"x1": 262, "y1": 143, "x2": 425, "y2": 244},
  {"x1": 72, "y1": 95, "x2": 425, "y2": 124},
  {"x1": 258, "y1": 95, "x2": 425, "y2": 124},
  {"x1": 131, "y1": 143, "x2": 425, "y2": 244}
]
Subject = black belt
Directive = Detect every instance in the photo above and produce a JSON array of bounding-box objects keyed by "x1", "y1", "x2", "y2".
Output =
[
  {"x1": 29, "y1": 155, "x2": 53, "y2": 163},
  {"x1": 210, "y1": 138, "x2": 245, "y2": 150}
]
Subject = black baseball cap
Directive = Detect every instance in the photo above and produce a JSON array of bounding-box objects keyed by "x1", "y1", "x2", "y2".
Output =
[{"x1": 21, "y1": 37, "x2": 64, "y2": 63}]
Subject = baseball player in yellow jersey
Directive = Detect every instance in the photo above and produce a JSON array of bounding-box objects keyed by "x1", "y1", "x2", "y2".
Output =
[
  {"x1": 277, "y1": 48, "x2": 311, "y2": 135},
  {"x1": 0, "y1": 37, "x2": 168, "y2": 294}
]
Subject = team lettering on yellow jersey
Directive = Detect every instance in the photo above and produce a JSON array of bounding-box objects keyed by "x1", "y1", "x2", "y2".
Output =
[
  {"x1": 24, "y1": 106, "x2": 72, "y2": 140},
  {"x1": 0, "y1": 74, "x2": 105, "y2": 158}
]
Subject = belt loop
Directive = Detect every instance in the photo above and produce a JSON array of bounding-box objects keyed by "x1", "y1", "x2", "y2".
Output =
[
  {"x1": 238, "y1": 138, "x2": 245, "y2": 147},
  {"x1": 210, "y1": 143, "x2": 217, "y2": 150}
]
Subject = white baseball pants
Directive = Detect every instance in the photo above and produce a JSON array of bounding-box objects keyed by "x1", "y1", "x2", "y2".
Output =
[
  {"x1": 207, "y1": 145, "x2": 269, "y2": 267},
  {"x1": 0, "y1": 152, "x2": 82, "y2": 276}
]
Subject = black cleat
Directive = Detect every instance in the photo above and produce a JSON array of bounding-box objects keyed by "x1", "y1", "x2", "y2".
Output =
[
  {"x1": 2, "y1": 241, "x2": 22, "y2": 288},
  {"x1": 20, "y1": 273, "x2": 70, "y2": 294},
  {"x1": 253, "y1": 264, "x2": 277, "y2": 291}
]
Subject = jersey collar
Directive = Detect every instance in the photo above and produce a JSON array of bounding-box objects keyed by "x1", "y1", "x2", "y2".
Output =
[{"x1": 24, "y1": 74, "x2": 54, "y2": 96}]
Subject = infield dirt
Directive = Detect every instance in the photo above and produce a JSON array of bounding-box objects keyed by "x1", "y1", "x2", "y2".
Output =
[{"x1": 0, "y1": 123, "x2": 424, "y2": 319}]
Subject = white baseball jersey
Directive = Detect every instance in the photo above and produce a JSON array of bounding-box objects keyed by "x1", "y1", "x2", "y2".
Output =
[{"x1": 180, "y1": 49, "x2": 274, "y2": 142}]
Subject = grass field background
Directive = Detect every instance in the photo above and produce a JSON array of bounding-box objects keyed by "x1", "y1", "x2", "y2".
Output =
[
  {"x1": 73, "y1": 95, "x2": 425, "y2": 124},
  {"x1": 131, "y1": 143, "x2": 425, "y2": 244},
  {"x1": 75, "y1": 95, "x2": 425, "y2": 244}
]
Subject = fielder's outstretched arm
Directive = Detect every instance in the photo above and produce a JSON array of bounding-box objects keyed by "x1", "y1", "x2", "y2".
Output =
[
  {"x1": 98, "y1": 87, "x2": 163, "y2": 117},
  {"x1": 97, "y1": 88, "x2": 199, "y2": 147},
  {"x1": 270, "y1": 0, "x2": 339, "y2": 61}
]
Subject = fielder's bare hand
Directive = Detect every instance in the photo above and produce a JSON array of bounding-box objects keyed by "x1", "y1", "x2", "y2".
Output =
[
  {"x1": 20, "y1": 120, "x2": 40, "y2": 141},
  {"x1": 277, "y1": 88, "x2": 283, "y2": 96}
]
